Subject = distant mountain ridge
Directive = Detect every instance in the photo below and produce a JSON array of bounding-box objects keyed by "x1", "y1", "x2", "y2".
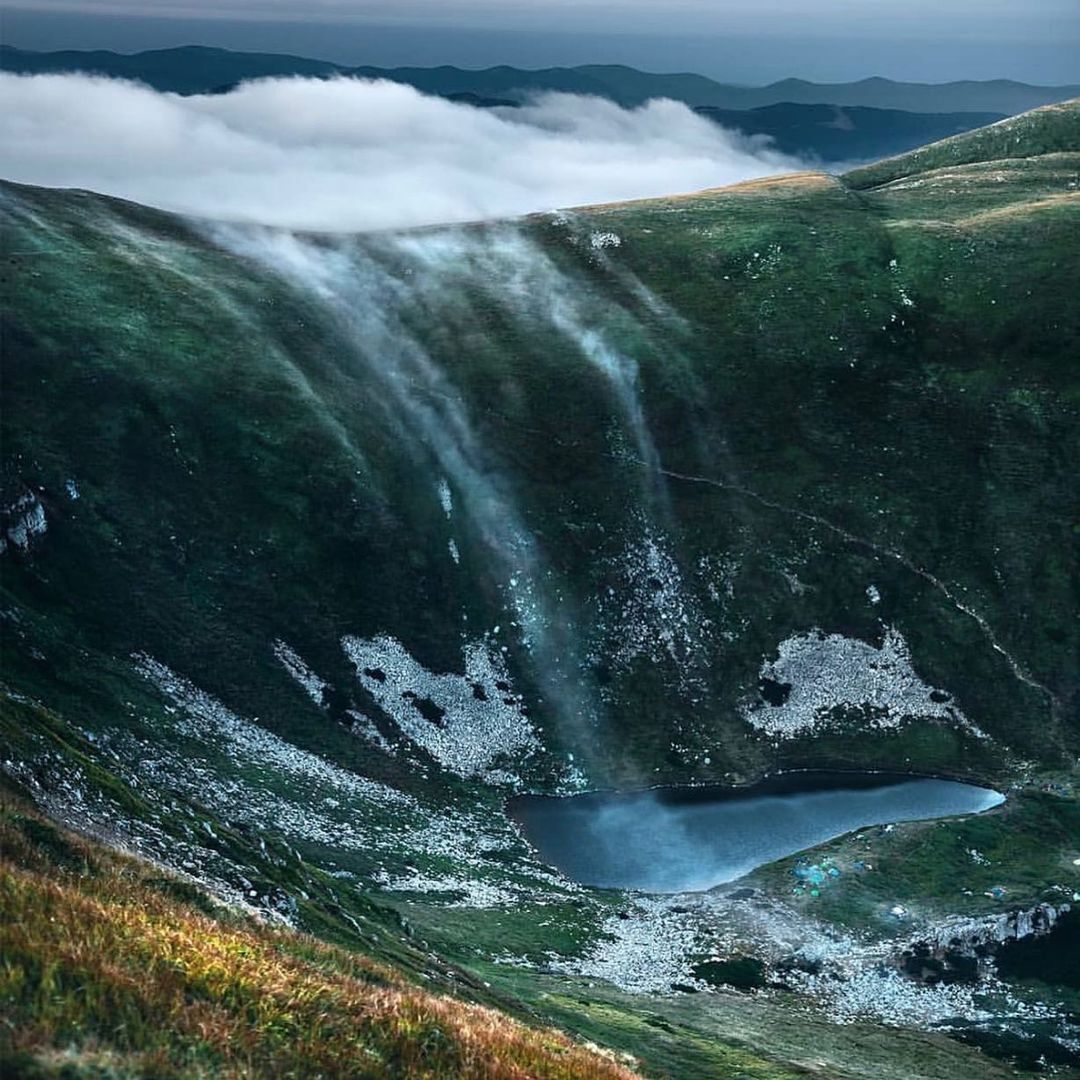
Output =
[
  {"x1": 3, "y1": 43, "x2": 1077, "y2": 115},
  {"x1": 693, "y1": 102, "x2": 1004, "y2": 162}
]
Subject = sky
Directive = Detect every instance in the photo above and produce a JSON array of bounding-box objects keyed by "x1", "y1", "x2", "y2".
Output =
[{"x1": 4, "y1": 1, "x2": 1080, "y2": 84}]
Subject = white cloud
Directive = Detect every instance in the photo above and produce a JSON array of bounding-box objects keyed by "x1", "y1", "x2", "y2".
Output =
[{"x1": 0, "y1": 72, "x2": 806, "y2": 231}]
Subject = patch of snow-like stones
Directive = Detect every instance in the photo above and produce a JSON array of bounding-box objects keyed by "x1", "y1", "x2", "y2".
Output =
[
  {"x1": 589, "y1": 231, "x2": 622, "y2": 250},
  {"x1": 137, "y1": 655, "x2": 411, "y2": 806},
  {"x1": 806, "y1": 965, "x2": 992, "y2": 1026},
  {"x1": 550, "y1": 898, "x2": 707, "y2": 994},
  {"x1": 1, "y1": 492, "x2": 47, "y2": 554},
  {"x1": 436, "y1": 477, "x2": 453, "y2": 516},
  {"x1": 592, "y1": 525, "x2": 708, "y2": 695},
  {"x1": 744, "y1": 627, "x2": 986, "y2": 739},
  {"x1": 342, "y1": 634, "x2": 539, "y2": 782},
  {"x1": 373, "y1": 868, "x2": 517, "y2": 909},
  {"x1": 273, "y1": 640, "x2": 328, "y2": 706}
]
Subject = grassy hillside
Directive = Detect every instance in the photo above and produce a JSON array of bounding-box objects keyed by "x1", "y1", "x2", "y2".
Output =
[
  {"x1": 0, "y1": 775, "x2": 1026, "y2": 1079},
  {"x1": 2, "y1": 103, "x2": 1080, "y2": 1075},
  {"x1": 0, "y1": 793, "x2": 642, "y2": 1080},
  {"x1": 845, "y1": 98, "x2": 1080, "y2": 186}
]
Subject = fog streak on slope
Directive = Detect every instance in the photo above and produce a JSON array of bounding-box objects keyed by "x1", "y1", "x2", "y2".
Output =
[
  {"x1": 212, "y1": 224, "x2": 600, "y2": 764},
  {"x1": 0, "y1": 73, "x2": 806, "y2": 231},
  {"x1": 391, "y1": 226, "x2": 673, "y2": 513}
]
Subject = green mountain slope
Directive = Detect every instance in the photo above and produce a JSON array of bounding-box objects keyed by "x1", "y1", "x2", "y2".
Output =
[
  {"x1": 2, "y1": 103, "x2": 1080, "y2": 1075},
  {"x1": 846, "y1": 99, "x2": 1080, "y2": 187}
]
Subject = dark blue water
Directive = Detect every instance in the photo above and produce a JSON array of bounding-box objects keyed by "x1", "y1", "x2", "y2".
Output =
[{"x1": 510, "y1": 772, "x2": 1004, "y2": 893}]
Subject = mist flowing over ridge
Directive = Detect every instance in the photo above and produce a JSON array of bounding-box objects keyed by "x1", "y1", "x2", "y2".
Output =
[{"x1": 0, "y1": 72, "x2": 807, "y2": 231}]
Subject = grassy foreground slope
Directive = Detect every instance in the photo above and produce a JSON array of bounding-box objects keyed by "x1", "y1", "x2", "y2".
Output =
[
  {"x1": 0, "y1": 778, "x2": 1021, "y2": 1080},
  {"x1": 1, "y1": 102, "x2": 1079, "y2": 1077},
  {"x1": 0, "y1": 792, "x2": 641, "y2": 1080}
]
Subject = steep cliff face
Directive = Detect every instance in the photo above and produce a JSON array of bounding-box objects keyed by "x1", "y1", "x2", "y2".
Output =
[{"x1": 2, "y1": 102, "x2": 1079, "y2": 1076}]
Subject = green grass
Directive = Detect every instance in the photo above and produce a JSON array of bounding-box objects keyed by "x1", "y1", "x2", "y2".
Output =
[
  {"x1": 844, "y1": 98, "x2": 1080, "y2": 188},
  {"x1": 0, "y1": 797, "x2": 643, "y2": 1080},
  {"x1": 746, "y1": 781, "x2": 1080, "y2": 930}
]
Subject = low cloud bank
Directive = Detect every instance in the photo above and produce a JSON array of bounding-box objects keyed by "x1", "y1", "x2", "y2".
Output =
[{"x1": 0, "y1": 73, "x2": 807, "y2": 231}]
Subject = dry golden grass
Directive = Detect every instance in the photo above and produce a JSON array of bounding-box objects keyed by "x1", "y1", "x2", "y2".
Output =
[
  {"x1": 692, "y1": 172, "x2": 836, "y2": 197},
  {"x1": 952, "y1": 190, "x2": 1080, "y2": 227},
  {"x1": 0, "y1": 800, "x2": 641, "y2": 1080},
  {"x1": 565, "y1": 171, "x2": 835, "y2": 213}
]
